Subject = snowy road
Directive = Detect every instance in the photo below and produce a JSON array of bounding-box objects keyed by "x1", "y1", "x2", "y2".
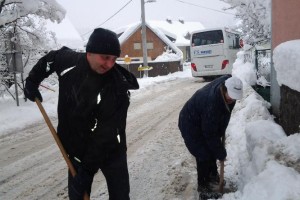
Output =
[{"x1": 0, "y1": 77, "x2": 205, "y2": 200}]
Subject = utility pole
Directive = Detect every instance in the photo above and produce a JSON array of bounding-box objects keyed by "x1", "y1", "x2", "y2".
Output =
[{"x1": 141, "y1": 0, "x2": 148, "y2": 77}]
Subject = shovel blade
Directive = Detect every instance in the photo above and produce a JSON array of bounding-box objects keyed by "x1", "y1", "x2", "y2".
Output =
[{"x1": 199, "y1": 192, "x2": 223, "y2": 200}]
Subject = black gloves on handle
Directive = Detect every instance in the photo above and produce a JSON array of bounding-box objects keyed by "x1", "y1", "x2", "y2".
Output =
[
  {"x1": 69, "y1": 160, "x2": 94, "y2": 199},
  {"x1": 24, "y1": 78, "x2": 43, "y2": 102}
]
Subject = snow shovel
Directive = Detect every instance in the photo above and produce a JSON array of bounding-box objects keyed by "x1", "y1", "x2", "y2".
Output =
[
  {"x1": 219, "y1": 134, "x2": 226, "y2": 194},
  {"x1": 199, "y1": 160, "x2": 225, "y2": 199},
  {"x1": 219, "y1": 135, "x2": 226, "y2": 194},
  {"x1": 218, "y1": 160, "x2": 225, "y2": 193},
  {"x1": 200, "y1": 137, "x2": 226, "y2": 199},
  {"x1": 200, "y1": 160, "x2": 225, "y2": 199},
  {"x1": 35, "y1": 98, "x2": 90, "y2": 200}
]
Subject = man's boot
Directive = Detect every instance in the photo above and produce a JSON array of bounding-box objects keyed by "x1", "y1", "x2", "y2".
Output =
[
  {"x1": 198, "y1": 186, "x2": 222, "y2": 200},
  {"x1": 198, "y1": 182, "x2": 222, "y2": 200}
]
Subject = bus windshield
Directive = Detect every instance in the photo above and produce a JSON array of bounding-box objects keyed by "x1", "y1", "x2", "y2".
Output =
[{"x1": 191, "y1": 30, "x2": 224, "y2": 46}]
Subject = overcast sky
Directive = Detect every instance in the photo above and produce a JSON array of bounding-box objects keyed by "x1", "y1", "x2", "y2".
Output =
[{"x1": 57, "y1": 0, "x2": 238, "y2": 38}]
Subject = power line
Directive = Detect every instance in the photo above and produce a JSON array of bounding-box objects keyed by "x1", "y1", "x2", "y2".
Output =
[
  {"x1": 174, "y1": 0, "x2": 235, "y2": 15},
  {"x1": 81, "y1": 0, "x2": 133, "y2": 38}
]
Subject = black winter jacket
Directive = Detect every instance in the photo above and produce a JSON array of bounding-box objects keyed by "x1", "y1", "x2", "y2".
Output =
[
  {"x1": 27, "y1": 47, "x2": 139, "y2": 170},
  {"x1": 178, "y1": 75, "x2": 234, "y2": 161}
]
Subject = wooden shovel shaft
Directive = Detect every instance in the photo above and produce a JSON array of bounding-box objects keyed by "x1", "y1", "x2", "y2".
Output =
[
  {"x1": 35, "y1": 99, "x2": 90, "y2": 200},
  {"x1": 219, "y1": 135, "x2": 226, "y2": 193},
  {"x1": 218, "y1": 160, "x2": 225, "y2": 193}
]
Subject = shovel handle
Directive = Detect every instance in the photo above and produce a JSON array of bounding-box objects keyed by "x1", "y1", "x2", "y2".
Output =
[
  {"x1": 219, "y1": 134, "x2": 226, "y2": 193},
  {"x1": 35, "y1": 99, "x2": 90, "y2": 200},
  {"x1": 218, "y1": 160, "x2": 225, "y2": 193}
]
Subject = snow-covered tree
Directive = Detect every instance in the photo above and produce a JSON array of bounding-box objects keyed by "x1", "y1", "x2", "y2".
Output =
[
  {"x1": 0, "y1": 0, "x2": 66, "y2": 96},
  {"x1": 0, "y1": 0, "x2": 65, "y2": 27},
  {"x1": 221, "y1": 0, "x2": 271, "y2": 45}
]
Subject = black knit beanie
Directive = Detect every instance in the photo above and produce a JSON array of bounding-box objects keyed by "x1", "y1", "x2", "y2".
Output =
[{"x1": 86, "y1": 28, "x2": 121, "y2": 57}]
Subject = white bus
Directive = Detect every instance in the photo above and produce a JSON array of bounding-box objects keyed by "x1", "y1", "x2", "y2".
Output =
[{"x1": 190, "y1": 27, "x2": 242, "y2": 78}]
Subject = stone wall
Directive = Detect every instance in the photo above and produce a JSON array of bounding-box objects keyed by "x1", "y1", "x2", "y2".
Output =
[
  {"x1": 279, "y1": 85, "x2": 300, "y2": 135},
  {"x1": 119, "y1": 61, "x2": 182, "y2": 78}
]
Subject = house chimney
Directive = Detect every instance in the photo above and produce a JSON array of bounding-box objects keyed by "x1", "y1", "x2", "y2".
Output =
[
  {"x1": 166, "y1": 16, "x2": 172, "y2": 24},
  {"x1": 184, "y1": 31, "x2": 191, "y2": 40}
]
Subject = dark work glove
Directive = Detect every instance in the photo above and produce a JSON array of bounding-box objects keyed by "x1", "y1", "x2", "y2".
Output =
[
  {"x1": 24, "y1": 78, "x2": 43, "y2": 102},
  {"x1": 69, "y1": 165, "x2": 94, "y2": 199},
  {"x1": 217, "y1": 147, "x2": 227, "y2": 161}
]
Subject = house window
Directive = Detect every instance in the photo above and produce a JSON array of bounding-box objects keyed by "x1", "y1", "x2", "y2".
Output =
[
  {"x1": 134, "y1": 42, "x2": 153, "y2": 50},
  {"x1": 147, "y1": 42, "x2": 153, "y2": 50},
  {"x1": 134, "y1": 43, "x2": 141, "y2": 50}
]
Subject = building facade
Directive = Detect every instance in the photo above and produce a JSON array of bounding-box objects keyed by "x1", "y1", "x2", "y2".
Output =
[{"x1": 271, "y1": 0, "x2": 300, "y2": 135}]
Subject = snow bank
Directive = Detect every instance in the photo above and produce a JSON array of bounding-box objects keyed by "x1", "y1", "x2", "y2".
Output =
[
  {"x1": 222, "y1": 50, "x2": 300, "y2": 200},
  {"x1": 245, "y1": 120, "x2": 286, "y2": 175},
  {"x1": 241, "y1": 161, "x2": 300, "y2": 200},
  {"x1": 232, "y1": 51, "x2": 257, "y2": 86}
]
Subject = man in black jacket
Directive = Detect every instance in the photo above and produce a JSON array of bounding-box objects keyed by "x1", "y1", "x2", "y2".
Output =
[
  {"x1": 24, "y1": 28, "x2": 139, "y2": 200},
  {"x1": 178, "y1": 75, "x2": 243, "y2": 195}
]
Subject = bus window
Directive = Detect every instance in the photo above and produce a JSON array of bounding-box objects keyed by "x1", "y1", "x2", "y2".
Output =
[
  {"x1": 226, "y1": 31, "x2": 241, "y2": 49},
  {"x1": 193, "y1": 38, "x2": 201, "y2": 46},
  {"x1": 192, "y1": 30, "x2": 224, "y2": 46},
  {"x1": 235, "y1": 34, "x2": 241, "y2": 48}
]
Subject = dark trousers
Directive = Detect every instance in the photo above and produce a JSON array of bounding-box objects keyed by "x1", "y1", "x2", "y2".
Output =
[
  {"x1": 196, "y1": 157, "x2": 218, "y2": 186},
  {"x1": 68, "y1": 153, "x2": 130, "y2": 200}
]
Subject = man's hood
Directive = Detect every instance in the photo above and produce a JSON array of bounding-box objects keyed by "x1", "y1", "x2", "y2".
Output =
[{"x1": 113, "y1": 64, "x2": 139, "y2": 91}]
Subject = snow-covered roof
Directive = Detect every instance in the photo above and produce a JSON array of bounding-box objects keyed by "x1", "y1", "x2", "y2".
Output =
[
  {"x1": 115, "y1": 20, "x2": 205, "y2": 47},
  {"x1": 116, "y1": 21, "x2": 183, "y2": 60},
  {"x1": 117, "y1": 22, "x2": 140, "y2": 45},
  {"x1": 148, "y1": 20, "x2": 205, "y2": 46}
]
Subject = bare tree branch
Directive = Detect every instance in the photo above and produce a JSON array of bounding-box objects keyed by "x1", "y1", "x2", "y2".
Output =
[{"x1": 17, "y1": 25, "x2": 40, "y2": 40}]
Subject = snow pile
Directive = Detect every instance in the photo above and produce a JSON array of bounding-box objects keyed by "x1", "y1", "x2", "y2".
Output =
[
  {"x1": 154, "y1": 49, "x2": 182, "y2": 62},
  {"x1": 223, "y1": 83, "x2": 300, "y2": 200},
  {"x1": 273, "y1": 39, "x2": 300, "y2": 92},
  {"x1": 132, "y1": 63, "x2": 191, "y2": 92},
  {"x1": 221, "y1": 50, "x2": 300, "y2": 200},
  {"x1": 232, "y1": 51, "x2": 257, "y2": 86},
  {"x1": 245, "y1": 120, "x2": 286, "y2": 175}
]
